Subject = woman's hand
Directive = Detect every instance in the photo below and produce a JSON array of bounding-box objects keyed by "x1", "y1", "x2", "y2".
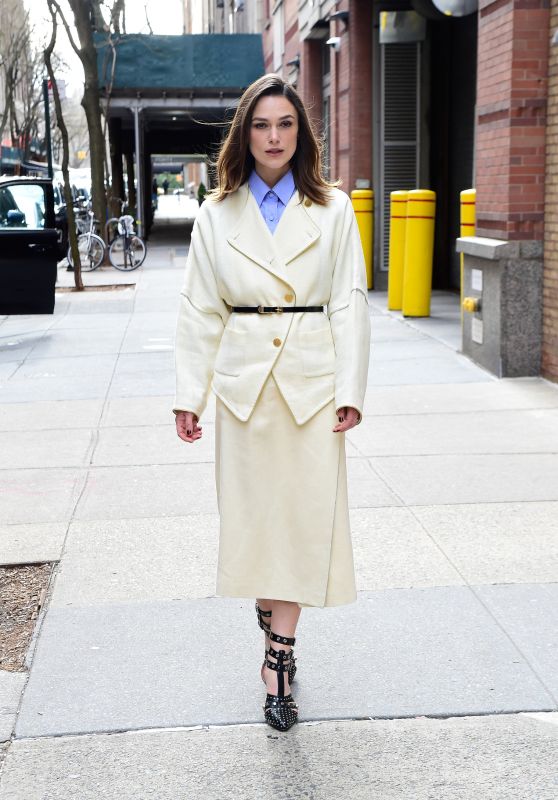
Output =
[
  {"x1": 175, "y1": 411, "x2": 202, "y2": 443},
  {"x1": 333, "y1": 406, "x2": 361, "y2": 433}
]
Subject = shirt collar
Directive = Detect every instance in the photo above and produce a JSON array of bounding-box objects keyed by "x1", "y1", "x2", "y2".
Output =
[{"x1": 248, "y1": 168, "x2": 296, "y2": 207}]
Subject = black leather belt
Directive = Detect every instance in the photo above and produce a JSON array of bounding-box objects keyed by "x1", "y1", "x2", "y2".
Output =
[{"x1": 231, "y1": 305, "x2": 324, "y2": 314}]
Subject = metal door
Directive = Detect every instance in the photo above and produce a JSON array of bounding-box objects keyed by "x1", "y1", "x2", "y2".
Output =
[
  {"x1": 380, "y1": 41, "x2": 421, "y2": 272},
  {"x1": 0, "y1": 180, "x2": 58, "y2": 314}
]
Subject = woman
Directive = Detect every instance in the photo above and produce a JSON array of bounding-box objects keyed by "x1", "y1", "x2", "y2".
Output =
[{"x1": 174, "y1": 74, "x2": 370, "y2": 732}]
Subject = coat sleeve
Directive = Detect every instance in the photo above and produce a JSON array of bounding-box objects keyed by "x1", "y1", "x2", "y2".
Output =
[
  {"x1": 328, "y1": 194, "x2": 371, "y2": 421},
  {"x1": 173, "y1": 205, "x2": 230, "y2": 418}
]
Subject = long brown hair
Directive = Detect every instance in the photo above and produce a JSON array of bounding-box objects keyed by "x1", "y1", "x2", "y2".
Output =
[{"x1": 210, "y1": 74, "x2": 337, "y2": 205}]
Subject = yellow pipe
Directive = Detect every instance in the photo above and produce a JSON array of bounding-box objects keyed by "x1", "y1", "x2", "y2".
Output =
[
  {"x1": 387, "y1": 191, "x2": 408, "y2": 310},
  {"x1": 351, "y1": 189, "x2": 374, "y2": 289},
  {"x1": 402, "y1": 189, "x2": 436, "y2": 317}
]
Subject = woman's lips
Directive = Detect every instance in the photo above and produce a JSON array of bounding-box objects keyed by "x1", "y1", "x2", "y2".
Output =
[{"x1": 266, "y1": 149, "x2": 283, "y2": 155}]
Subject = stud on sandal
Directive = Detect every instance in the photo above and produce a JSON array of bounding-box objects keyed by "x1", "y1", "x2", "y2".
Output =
[
  {"x1": 255, "y1": 603, "x2": 297, "y2": 685},
  {"x1": 263, "y1": 634, "x2": 298, "y2": 732}
]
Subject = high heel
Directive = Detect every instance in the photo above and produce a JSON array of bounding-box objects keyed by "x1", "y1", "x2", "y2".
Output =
[
  {"x1": 263, "y1": 630, "x2": 298, "y2": 732},
  {"x1": 255, "y1": 602, "x2": 297, "y2": 684}
]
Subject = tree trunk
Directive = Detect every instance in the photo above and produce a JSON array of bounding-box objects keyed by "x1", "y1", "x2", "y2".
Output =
[
  {"x1": 45, "y1": 2, "x2": 84, "y2": 290},
  {"x1": 66, "y1": 0, "x2": 107, "y2": 242}
]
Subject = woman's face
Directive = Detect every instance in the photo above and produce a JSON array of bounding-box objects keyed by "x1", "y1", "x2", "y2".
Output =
[{"x1": 249, "y1": 94, "x2": 299, "y2": 185}]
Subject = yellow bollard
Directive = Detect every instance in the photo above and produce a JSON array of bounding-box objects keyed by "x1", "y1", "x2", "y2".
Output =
[
  {"x1": 460, "y1": 188, "x2": 476, "y2": 313},
  {"x1": 402, "y1": 189, "x2": 436, "y2": 317},
  {"x1": 351, "y1": 189, "x2": 374, "y2": 289},
  {"x1": 387, "y1": 191, "x2": 408, "y2": 310}
]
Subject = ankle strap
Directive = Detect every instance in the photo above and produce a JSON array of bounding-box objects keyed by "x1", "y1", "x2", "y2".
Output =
[
  {"x1": 269, "y1": 630, "x2": 296, "y2": 647},
  {"x1": 267, "y1": 645, "x2": 293, "y2": 661},
  {"x1": 255, "y1": 602, "x2": 272, "y2": 633},
  {"x1": 265, "y1": 648, "x2": 292, "y2": 672}
]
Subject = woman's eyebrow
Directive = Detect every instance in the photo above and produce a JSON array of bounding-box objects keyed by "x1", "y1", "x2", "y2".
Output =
[{"x1": 252, "y1": 114, "x2": 295, "y2": 121}]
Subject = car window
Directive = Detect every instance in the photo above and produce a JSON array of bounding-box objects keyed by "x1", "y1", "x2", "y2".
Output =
[{"x1": 0, "y1": 183, "x2": 47, "y2": 229}]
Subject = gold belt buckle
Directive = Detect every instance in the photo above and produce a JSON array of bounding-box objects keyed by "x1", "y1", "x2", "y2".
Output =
[{"x1": 257, "y1": 305, "x2": 283, "y2": 314}]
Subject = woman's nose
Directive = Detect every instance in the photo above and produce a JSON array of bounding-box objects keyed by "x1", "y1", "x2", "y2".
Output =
[{"x1": 268, "y1": 127, "x2": 280, "y2": 142}]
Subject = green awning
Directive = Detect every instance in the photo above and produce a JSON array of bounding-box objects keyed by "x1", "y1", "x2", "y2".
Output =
[{"x1": 96, "y1": 33, "x2": 264, "y2": 93}]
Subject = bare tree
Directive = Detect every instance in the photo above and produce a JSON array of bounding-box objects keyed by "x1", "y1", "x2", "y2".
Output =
[
  {"x1": 0, "y1": 1, "x2": 38, "y2": 159},
  {"x1": 45, "y1": 0, "x2": 83, "y2": 291},
  {"x1": 47, "y1": 1, "x2": 126, "y2": 240},
  {"x1": 111, "y1": 0, "x2": 126, "y2": 35},
  {"x1": 0, "y1": 3, "x2": 21, "y2": 143}
]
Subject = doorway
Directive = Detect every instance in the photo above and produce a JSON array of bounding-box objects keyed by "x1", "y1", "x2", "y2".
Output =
[{"x1": 374, "y1": 6, "x2": 477, "y2": 292}]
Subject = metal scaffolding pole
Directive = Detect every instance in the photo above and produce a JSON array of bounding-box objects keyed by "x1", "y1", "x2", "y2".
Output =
[{"x1": 132, "y1": 104, "x2": 144, "y2": 238}]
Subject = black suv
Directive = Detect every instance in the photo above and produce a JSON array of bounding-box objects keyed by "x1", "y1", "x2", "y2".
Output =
[{"x1": 0, "y1": 176, "x2": 58, "y2": 314}]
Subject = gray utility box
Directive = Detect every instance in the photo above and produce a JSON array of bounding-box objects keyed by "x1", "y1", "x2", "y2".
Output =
[{"x1": 455, "y1": 237, "x2": 543, "y2": 378}]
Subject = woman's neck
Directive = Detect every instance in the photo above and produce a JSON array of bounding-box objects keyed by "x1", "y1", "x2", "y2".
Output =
[{"x1": 254, "y1": 164, "x2": 290, "y2": 189}]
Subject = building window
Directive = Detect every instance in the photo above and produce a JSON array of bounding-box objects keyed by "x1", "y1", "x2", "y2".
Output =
[{"x1": 322, "y1": 39, "x2": 331, "y2": 78}]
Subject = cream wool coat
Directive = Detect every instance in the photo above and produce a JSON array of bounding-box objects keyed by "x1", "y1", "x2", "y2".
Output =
[{"x1": 173, "y1": 183, "x2": 370, "y2": 423}]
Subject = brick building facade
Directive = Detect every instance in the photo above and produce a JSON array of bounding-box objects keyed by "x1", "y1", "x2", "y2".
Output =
[
  {"x1": 544, "y1": 0, "x2": 558, "y2": 381},
  {"x1": 475, "y1": 1, "x2": 548, "y2": 241},
  {"x1": 260, "y1": 0, "x2": 558, "y2": 382}
]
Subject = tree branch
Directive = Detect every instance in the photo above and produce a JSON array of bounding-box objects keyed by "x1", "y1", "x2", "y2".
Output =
[{"x1": 48, "y1": 0, "x2": 82, "y2": 56}]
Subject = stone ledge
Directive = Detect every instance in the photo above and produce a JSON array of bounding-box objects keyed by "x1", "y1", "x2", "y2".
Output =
[{"x1": 455, "y1": 237, "x2": 519, "y2": 260}]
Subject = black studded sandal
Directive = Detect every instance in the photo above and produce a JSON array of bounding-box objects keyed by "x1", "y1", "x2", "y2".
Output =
[
  {"x1": 255, "y1": 602, "x2": 297, "y2": 684},
  {"x1": 255, "y1": 601, "x2": 272, "y2": 635},
  {"x1": 263, "y1": 631, "x2": 298, "y2": 732}
]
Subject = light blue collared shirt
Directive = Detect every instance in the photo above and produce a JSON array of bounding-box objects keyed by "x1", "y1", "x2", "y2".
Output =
[{"x1": 248, "y1": 169, "x2": 296, "y2": 234}]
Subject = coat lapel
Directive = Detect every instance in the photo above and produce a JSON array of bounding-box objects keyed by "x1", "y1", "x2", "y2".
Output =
[
  {"x1": 227, "y1": 184, "x2": 286, "y2": 283},
  {"x1": 227, "y1": 183, "x2": 321, "y2": 282},
  {"x1": 273, "y1": 193, "x2": 320, "y2": 265}
]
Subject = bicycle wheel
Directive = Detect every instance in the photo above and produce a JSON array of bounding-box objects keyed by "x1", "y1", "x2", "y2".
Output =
[
  {"x1": 109, "y1": 235, "x2": 146, "y2": 271},
  {"x1": 67, "y1": 233, "x2": 105, "y2": 271}
]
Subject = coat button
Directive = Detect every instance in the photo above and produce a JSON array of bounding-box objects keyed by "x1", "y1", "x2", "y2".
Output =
[
  {"x1": 304, "y1": 198, "x2": 312, "y2": 207},
  {"x1": 273, "y1": 338, "x2": 282, "y2": 347},
  {"x1": 284, "y1": 293, "x2": 294, "y2": 302}
]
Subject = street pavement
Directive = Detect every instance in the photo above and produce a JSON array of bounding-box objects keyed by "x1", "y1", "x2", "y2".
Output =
[{"x1": 0, "y1": 194, "x2": 557, "y2": 798}]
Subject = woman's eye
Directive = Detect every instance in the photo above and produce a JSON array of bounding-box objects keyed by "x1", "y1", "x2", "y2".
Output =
[
  {"x1": 281, "y1": 121, "x2": 292, "y2": 127},
  {"x1": 254, "y1": 122, "x2": 267, "y2": 129}
]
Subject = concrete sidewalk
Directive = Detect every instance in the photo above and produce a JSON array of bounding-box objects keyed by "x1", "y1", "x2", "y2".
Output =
[{"x1": 1, "y1": 203, "x2": 558, "y2": 798}]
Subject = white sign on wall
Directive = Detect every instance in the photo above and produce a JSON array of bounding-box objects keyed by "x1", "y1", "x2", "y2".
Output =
[
  {"x1": 471, "y1": 268, "x2": 483, "y2": 292},
  {"x1": 472, "y1": 316, "x2": 483, "y2": 345}
]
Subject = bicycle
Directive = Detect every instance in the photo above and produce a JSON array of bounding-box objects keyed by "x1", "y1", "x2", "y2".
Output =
[
  {"x1": 108, "y1": 214, "x2": 146, "y2": 271},
  {"x1": 105, "y1": 198, "x2": 127, "y2": 246},
  {"x1": 67, "y1": 208, "x2": 105, "y2": 271}
]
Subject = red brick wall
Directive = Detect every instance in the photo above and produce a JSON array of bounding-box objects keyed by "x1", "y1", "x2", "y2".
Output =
[
  {"x1": 332, "y1": 0, "x2": 350, "y2": 185},
  {"x1": 327, "y1": 0, "x2": 372, "y2": 190},
  {"x1": 262, "y1": 8, "x2": 272, "y2": 73},
  {"x1": 299, "y1": 39, "x2": 323, "y2": 135},
  {"x1": 543, "y1": 0, "x2": 558, "y2": 381},
  {"x1": 347, "y1": 0, "x2": 373, "y2": 190},
  {"x1": 284, "y1": 0, "x2": 299, "y2": 70},
  {"x1": 260, "y1": 0, "x2": 372, "y2": 193},
  {"x1": 476, "y1": 0, "x2": 549, "y2": 240}
]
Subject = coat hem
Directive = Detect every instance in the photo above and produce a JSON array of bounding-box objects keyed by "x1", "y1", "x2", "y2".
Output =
[
  {"x1": 215, "y1": 584, "x2": 357, "y2": 609},
  {"x1": 211, "y1": 380, "x2": 336, "y2": 426}
]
